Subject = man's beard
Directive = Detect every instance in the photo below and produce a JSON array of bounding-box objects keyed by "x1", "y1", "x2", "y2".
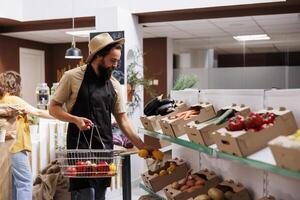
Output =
[{"x1": 98, "y1": 64, "x2": 114, "y2": 80}]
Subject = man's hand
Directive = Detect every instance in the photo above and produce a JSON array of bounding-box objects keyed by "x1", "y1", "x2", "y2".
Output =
[{"x1": 73, "y1": 117, "x2": 93, "y2": 131}]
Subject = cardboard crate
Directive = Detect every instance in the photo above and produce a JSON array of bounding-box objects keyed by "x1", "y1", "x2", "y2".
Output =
[
  {"x1": 269, "y1": 135, "x2": 300, "y2": 172},
  {"x1": 209, "y1": 180, "x2": 251, "y2": 200},
  {"x1": 159, "y1": 103, "x2": 216, "y2": 138},
  {"x1": 185, "y1": 104, "x2": 250, "y2": 146},
  {"x1": 213, "y1": 107, "x2": 298, "y2": 157},
  {"x1": 163, "y1": 169, "x2": 221, "y2": 200},
  {"x1": 140, "y1": 102, "x2": 187, "y2": 132},
  {"x1": 141, "y1": 158, "x2": 189, "y2": 192}
]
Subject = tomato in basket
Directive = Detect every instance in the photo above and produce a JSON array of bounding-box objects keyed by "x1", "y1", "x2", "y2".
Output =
[
  {"x1": 75, "y1": 161, "x2": 86, "y2": 172},
  {"x1": 66, "y1": 167, "x2": 77, "y2": 176},
  {"x1": 96, "y1": 161, "x2": 110, "y2": 173}
]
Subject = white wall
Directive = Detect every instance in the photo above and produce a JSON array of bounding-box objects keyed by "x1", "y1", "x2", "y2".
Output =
[
  {"x1": 1, "y1": 0, "x2": 286, "y2": 21},
  {"x1": 167, "y1": 38, "x2": 174, "y2": 93},
  {"x1": 174, "y1": 66, "x2": 300, "y2": 90}
]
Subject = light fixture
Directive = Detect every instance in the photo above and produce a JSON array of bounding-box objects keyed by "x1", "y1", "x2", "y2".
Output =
[
  {"x1": 65, "y1": 1, "x2": 82, "y2": 59},
  {"x1": 233, "y1": 34, "x2": 271, "y2": 42}
]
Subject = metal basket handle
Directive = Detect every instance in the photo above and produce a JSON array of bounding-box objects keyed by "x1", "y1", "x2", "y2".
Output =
[{"x1": 76, "y1": 125, "x2": 106, "y2": 150}]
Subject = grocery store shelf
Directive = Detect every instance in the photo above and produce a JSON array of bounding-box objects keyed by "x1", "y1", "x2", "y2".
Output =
[
  {"x1": 139, "y1": 128, "x2": 300, "y2": 180},
  {"x1": 139, "y1": 183, "x2": 166, "y2": 200}
]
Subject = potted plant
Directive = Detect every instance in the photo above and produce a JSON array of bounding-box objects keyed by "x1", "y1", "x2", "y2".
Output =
[
  {"x1": 0, "y1": 119, "x2": 6, "y2": 143},
  {"x1": 126, "y1": 49, "x2": 151, "y2": 102},
  {"x1": 28, "y1": 114, "x2": 39, "y2": 141}
]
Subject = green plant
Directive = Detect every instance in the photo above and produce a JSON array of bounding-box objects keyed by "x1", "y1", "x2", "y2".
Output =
[
  {"x1": 173, "y1": 75, "x2": 198, "y2": 90},
  {"x1": 27, "y1": 114, "x2": 38, "y2": 125}
]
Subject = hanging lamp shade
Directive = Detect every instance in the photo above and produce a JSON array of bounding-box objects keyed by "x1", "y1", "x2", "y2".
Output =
[
  {"x1": 65, "y1": 42, "x2": 83, "y2": 59},
  {"x1": 65, "y1": 12, "x2": 82, "y2": 59}
]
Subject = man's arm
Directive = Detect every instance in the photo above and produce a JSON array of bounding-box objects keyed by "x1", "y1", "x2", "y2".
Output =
[
  {"x1": 114, "y1": 112, "x2": 153, "y2": 150},
  {"x1": 49, "y1": 100, "x2": 92, "y2": 131}
]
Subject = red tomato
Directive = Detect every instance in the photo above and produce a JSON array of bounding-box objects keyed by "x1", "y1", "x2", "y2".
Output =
[
  {"x1": 75, "y1": 161, "x2": 86, "y2": 173},
  {"x1": 96, "y1": 161, "x2": 109, "y2": 174},
  {"x1": 66, "y1": 167, "x2": 77, "y2": 176},
  {"x1": 227, "y1": 115, "x2": 245, "y2": 131},
  {"x1": 245, "y1": 112, "x2": 263, "y2": 129}
]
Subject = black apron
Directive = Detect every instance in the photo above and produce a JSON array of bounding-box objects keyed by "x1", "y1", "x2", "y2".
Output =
[{"x1": 67, "y1": 64, "x2": 116, "y2": 191}]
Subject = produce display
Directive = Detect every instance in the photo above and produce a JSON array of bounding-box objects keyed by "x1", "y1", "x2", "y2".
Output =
[
  {"x1": 144, "y1": 95, "x2": 177, "y2": 117},
  {"x1": 269, "y1": 129, "x2": 300, "y2": 171},
  {"x1": 141, "y1": 158, "x2": 190, "y2": 192},
  {"x1": 185, "y1": 104, "x2": 250, "y2": 146},
  {"x1": 226, "y1": 112, "x2": 275, "y2": 132},
  {"x1": 160, "y1": 103, "x2": 216, "y2": 137},
  {"x1": 164, "y1": 169, "x2": 221, "y2": 200},
  {"x1": 193, "y1": 180, "x2": 251, "y2": 200},
  {"x1": 214, "y1": 107, "x2": 298, "y2": 157}
]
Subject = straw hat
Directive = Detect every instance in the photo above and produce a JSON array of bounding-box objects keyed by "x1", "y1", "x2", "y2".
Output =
[{"x1": 86, "y1": 33, "x2": 125, "y2": 63}]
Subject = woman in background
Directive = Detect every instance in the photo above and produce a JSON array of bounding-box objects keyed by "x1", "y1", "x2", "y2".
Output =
[{"x1": 0, "y1": 71, "x2": 53, "y2": 200}]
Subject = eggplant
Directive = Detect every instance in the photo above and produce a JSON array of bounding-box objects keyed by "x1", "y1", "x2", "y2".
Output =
[
  {"x1": 144, "y1": 96, "x2": 162, "y2": 116},
  {"x1": 155, "y1": 103, "x2": 175, "y2": 116},
  {"x1": 159, "y1": 98, "x2": 175, "y2": 106}
]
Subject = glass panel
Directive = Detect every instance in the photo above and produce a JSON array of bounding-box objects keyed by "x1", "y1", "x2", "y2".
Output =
[{"x1": 171, "y1": 13, "x2": 300, "y2": 89}]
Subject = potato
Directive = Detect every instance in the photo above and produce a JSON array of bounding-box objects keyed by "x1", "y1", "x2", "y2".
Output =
[
  {"x1": 194, "y1": 194, "x2": 211, "y2": 200},
  {"x1": 171, "y1": 181, "x2": 180, "y2": 190},
  {"x1": 208, "y1": 188, "x2": 224, "y2": 200},
  {"x1": 224, "y1": 191, "x2": 234, "y2": 200},
  {"x1": 186, "y1": 185, "x2": 203, "y2": 193}
]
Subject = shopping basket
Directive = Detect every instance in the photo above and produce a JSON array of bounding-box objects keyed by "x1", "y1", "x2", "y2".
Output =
[{"x1": 56, "y1": 125, "x2": 123, "y2": 178}]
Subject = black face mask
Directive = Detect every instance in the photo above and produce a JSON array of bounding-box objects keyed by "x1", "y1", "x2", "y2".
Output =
[{"x1": 98, "y1": 64, "x2": 114, "y2": 80}]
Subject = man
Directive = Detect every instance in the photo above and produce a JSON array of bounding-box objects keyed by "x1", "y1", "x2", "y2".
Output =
[{"x1": 49, "y1": 33, "x2": 152, "y2": 200}]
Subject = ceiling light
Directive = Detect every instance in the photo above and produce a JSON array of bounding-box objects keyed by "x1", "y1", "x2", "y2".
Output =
[
  {"x1": 233, "y1": 34, "x2": 271, "y2": 42},
  {"x1": 66, "y1": 30, "x2": 96, "y2": 38},
  {"x1": 65, "y1": 0, "x2": 82, "y2": 59}
]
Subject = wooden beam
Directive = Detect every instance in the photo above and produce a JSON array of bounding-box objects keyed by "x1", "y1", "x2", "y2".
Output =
[
  {"x1": 136, "y1": 1, "x2": 300, "y2": 23},
  {"x1": 0, "y1": 16, "x2": 95, "y2": 33}
]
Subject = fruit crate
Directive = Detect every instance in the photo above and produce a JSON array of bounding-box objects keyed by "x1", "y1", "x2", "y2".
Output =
[
  {"x1": 159, "y1": 103, "x2": 216, "y2": 138},
  {"x1": 213, "y1": 107, "x2": 298, "y2": 157},
  {"x1": 193, "y1": 180, "x2": 251, "y2": 200},
  {"x1": 185, "y1": 104, "x2": 250, "y2": 146},
  {"x1": 269, "y1": 131, "x2": 300, "y2": 172},
  {"x1": 141, "y1": 158, "x2": 190, "y2": 192},
  {"x1": 56, "y1": 149, "x2": 122, "y2": 178},
  {"x1": 163, "y1": 169, "x2": 221, "y2": 200}
]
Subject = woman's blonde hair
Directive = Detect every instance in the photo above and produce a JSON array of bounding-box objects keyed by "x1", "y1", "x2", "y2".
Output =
[{"x1": 0, "y1": 71, "x2": 22, "y2": 99}]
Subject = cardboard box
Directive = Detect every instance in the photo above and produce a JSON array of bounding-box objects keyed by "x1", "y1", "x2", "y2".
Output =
[
  {"x1": 141, "y1": 158, "x2": 189, "y2": 192},
  {"x1": 213, "y1": 107, "x2": 298, "y2": 157},
  {"x1": 212, "y1": 180, "x2": 251, "y2": 200},
  {"x1": 144, "y1": 135, "x2": 171, "y2": 149},
  {"x1": 140, "y1": 102, "x2": 187, "y2": 132},
  {"x1": 269, "y1": 135, "x2": 300, "y2": 171},
  {"x1": 163, "y1": 169, "x2": 221, "y2": 200},
  {"x1": 159, "y1": 103, "x2": 216, "y2": 138},
  {"x1": 185, "y1": 104, "x2": 250, "y2": 146}
]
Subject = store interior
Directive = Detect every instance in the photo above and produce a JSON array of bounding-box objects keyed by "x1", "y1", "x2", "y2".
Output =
[{"x1": 1, "y1": 0, "x2": 300, "y2": 200}]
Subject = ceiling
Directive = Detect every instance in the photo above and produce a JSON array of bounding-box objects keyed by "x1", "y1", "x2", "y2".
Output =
[{"x1": 1, "y1": 13, "x2": 300, "y2": 54}]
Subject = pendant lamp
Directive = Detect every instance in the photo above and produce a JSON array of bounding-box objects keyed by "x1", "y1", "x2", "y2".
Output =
[{"x1": 65, "y1": 3, "x2": 82, "y2": 59}]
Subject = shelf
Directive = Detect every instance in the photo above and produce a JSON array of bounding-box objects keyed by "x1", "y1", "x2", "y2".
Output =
[
  {"x1": 140, "y1": 128, "x2": 300, "y2": 180},
  {"x1": 139, "y1": 183, "x2": 166, "y2": 200}
]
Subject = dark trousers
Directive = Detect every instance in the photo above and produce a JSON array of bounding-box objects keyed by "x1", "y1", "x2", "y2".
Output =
[{"x1": 71, "y1": 187, "x2": 107, "y2": 200}]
